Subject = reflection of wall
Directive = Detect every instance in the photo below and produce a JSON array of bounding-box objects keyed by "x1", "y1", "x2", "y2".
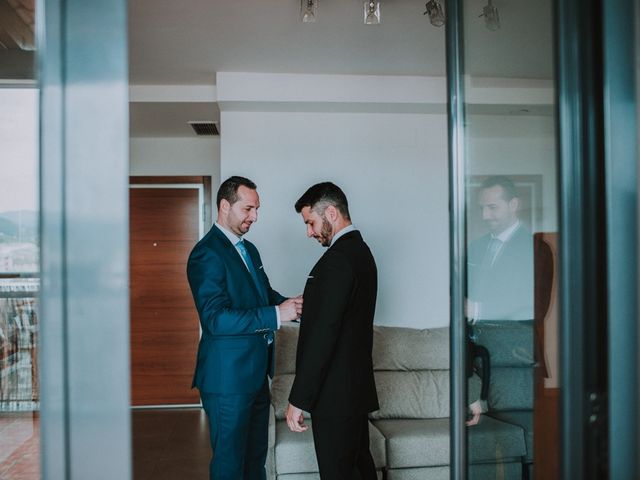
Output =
[
  {"x1": 467, "y1": 174, "x2": 543, "y2": 242},
  {"x1": 466, "y1": 114, "x2": 558, "y2": 233},
  {"x1": 221, "y1": 111, "x2": 449, "y2": 329}
]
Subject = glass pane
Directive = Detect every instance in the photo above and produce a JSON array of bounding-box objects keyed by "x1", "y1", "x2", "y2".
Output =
[
  {"x1": 460, "y1": 1, "x2": 560, "y2": 479},
  {"x1": 0, "y1": 86, "x2": 40, "y2": 479}
]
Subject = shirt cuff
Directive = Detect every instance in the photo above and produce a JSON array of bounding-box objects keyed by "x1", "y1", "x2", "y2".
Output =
[{"x1": 275, "y1": 305, "x2": 281, "y2": 329}]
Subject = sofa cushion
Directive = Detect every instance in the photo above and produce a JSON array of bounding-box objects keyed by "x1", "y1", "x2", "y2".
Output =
[
  {"x1": 277, "y1": 472, "x2": 383, "y2": 480},
  {"x1": 386, "y1": 466, "x2": 449, "y2": 480},
  {"x1": 469, "y1": 415, "x2": 527, "y2": 463},
  {"x1": 373, "y1": 418, "x2": 449, "y2": 468},
  {"x1": 489, "y1": 410, "x2": 533, "y2": 462},
  {"x1": 370, "y1": 370, "x2": 449, "y2": 420},
  {"x1": 275, "y1": 325, "x2": 300, "y2": 375},
  {"x1": 373, "y1": 326, "x2": 449, "y2": 370},
  {"x1": 274, "y1": 419, "x2": 386, "y2": 475},
  {"x1": 385, "y1": 462, "x2": 522, "y2": 480},
  {"x1": 471, "y1": 320, "x2": 534, "y2": 367},
  {"x1": 271, "y1": 374, "x2": 296, "y2": 420},
  {"x1": 273, "y1": 371, "x2": 483, "y2": 421},
  {"x1": 372, "y1": 416, "x2": 526, "y2": 468},
  {"x1": 489, "y1": 367, "x2": 533, "y2": 411}
]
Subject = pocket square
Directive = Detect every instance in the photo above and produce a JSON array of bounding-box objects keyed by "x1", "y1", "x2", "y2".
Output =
[{"x1": 307, "y1": 275, "x2": 314, "y2": 279}]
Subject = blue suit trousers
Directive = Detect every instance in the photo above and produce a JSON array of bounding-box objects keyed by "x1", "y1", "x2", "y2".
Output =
[{"x1": 200, "y1": 379, "x2": 270, "y2": 480}]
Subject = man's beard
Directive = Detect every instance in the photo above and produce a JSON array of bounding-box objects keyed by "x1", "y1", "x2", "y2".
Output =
[{"x1": 318, "y1": 216, "x2": 333, "y2": 247}]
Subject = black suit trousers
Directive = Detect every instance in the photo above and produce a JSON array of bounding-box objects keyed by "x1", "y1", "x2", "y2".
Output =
[{"x1": 311, "y1": 413, "x2": 377, "y2": 480}]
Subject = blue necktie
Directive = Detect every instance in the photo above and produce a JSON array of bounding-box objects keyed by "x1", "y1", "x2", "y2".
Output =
[
  {"x1": 237, "y1": 240, "x2": 272, "y2": 344},
  {"x1": 236, "y1": 240, "x2": 266, "y2": 302}
]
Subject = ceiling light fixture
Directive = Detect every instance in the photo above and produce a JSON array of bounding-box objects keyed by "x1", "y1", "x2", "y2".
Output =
[
  {"x1": 481, "y1": 0, "x2": 500, "y2": 31},
  {"x1": 364, "y1": 1, "x2": 381, "y2": 25},
  {"x1": 423, "y1": 0, "x2": 445, "y2": 27},
  {"x1": 300, "y1": 0, "x2": 317, "y2": 23}
]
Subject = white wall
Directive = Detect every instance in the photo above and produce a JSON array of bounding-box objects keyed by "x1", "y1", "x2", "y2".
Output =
[
  {"x1": 467, "y1": 114, "x2": 558, "y2": 232},
  {"x1": 221, "y1": 111, "x2": 450, "y2": 328},
  {"x1": 216, "y1": 73, "x2": 557, "y2": 329},
  {"x1": 130, "y1": 137, "x2": 220, "y2": 179}
]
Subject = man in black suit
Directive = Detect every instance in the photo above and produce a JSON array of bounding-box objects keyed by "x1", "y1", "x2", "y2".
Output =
[
  {"x1": 466, "y1": 176, "x2": 533, "y2": 425},
  {"x1": 285, "y1": 182, "x2": 379, "y2": 480},
  {"x1": 467, "y1": 175, "x2": 533, "y2": 321}
]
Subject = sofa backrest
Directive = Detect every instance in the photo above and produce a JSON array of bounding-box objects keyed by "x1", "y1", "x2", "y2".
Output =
[
  {"x1": 272, "y1": 325, "x2": 452, "y2": 420},
  {"x1": 371, "y1": 326, "x2": 451, "y2": 419},
  {"x1": 271, "y1": 323, "x2": 533, "y2": 419}
]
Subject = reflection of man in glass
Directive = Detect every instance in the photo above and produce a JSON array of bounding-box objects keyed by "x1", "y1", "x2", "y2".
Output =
[{"x1": 467, "y1": 176, "x2": 533, "y2": 321}]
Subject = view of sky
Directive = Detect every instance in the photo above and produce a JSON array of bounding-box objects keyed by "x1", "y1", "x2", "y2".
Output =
[{"x1": 0, "y1": 88, "x2": 38, "y2": 213}]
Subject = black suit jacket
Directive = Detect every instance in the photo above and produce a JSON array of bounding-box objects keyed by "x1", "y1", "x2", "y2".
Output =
[
  {"x1": 289, "y1": 230, "x2": 379, "y2": 417},
  {"x1": 467, "y1": 224, "x2": 534, "y2": 320}
]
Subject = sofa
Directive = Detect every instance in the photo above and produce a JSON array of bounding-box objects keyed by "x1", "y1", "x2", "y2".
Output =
[{"x1": 267, "y1": 322, "x2": 534, "y2": 480}]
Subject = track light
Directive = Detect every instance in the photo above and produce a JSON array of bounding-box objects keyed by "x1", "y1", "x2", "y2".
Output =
[
  {"x1": 364, "y1": 1, "x2": 381, "y2": 25},
  {"x1": 423, "y1": 0, "x2": 445, "y2": 27},
  {"x1": 481, "y1": 0, "x2": 500, "y2": 30},
  {"x1": 300, "y1": 0, "x2": 317, "y2": 23}
]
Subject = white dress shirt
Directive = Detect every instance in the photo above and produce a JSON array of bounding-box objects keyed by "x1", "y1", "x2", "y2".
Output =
[{"x1": 330, "y1": 224, "x2": 356, "y2": 247}]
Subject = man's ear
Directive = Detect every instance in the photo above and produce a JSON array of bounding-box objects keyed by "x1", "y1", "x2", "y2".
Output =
[
  {"x1": 325, "y1": 205, "x2": 338, "y2": 222},
  {"x1": 509, "y1": 197, "x2": 520, "y2": 213},
  {"x1": 220, "y1": 198, "x2": 230, "y2": 215}
]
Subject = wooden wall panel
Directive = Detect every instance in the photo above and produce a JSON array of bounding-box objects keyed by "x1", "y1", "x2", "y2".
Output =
[{"x1": 129, "y1": 186, "x2": 202, "y2": 406}]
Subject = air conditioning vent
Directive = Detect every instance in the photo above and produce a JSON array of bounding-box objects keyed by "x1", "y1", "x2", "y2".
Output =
[{"x1": 188, "y1": 121, "x2": 219, "y2": 136}]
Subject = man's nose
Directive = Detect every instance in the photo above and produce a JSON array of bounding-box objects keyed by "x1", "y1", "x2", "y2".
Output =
[
  {"x1": 248, "y1": 210, "x2": 257, "y2": 222},
  {"x1": 307, "y1": 225, "x2": 314, "y2": 237}
]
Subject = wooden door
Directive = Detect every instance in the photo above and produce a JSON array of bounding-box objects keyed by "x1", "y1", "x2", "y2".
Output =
[{"x1": 129, "y1": 185, "x2": 202, "y2": 405}]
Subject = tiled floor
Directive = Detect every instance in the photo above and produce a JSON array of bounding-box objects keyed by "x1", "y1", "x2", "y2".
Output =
[
  {"x1": 0, "y1": 412, "x2": 40, "y2": 480},
  {"x1": 0, "y1": 408, "x2": 212, "y2": 480}
]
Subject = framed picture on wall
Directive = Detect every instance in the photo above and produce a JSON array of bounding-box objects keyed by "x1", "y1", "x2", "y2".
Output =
[{"x1": 466, "y1": 174, "x2": 543, "y2": 244}]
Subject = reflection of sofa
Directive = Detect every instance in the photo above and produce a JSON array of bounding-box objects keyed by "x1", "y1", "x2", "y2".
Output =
[
  {"x1": 267, "y1": 323, "x2": 534, "y2": 480},
  {"x1": 474, "y1": 320, "x2": 535, "y2": 479}
]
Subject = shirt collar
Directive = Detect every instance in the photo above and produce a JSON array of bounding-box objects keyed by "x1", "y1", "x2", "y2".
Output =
[
  {"x1": 215, "y1": 222, "x2": 242, "y2": 245},
  {"x1": 493, "y1": 220, "x2": 521, "y2": 243},
  {"x1": 330, "y1": 224, "x2": 356, "y2": 247}
]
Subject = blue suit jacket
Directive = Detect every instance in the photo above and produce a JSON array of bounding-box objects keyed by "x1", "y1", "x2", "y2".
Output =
[{"x1": 187, "y1": 225, "x2": 286, "y2": 394}]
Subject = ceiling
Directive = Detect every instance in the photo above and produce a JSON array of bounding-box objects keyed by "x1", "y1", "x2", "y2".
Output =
[
  {"x1": 0, "y1": 0, "x2": 34, "y2": 79},
  {"x1": 0, "y1": 0, "x2": 555, "y2": 136},
  {"x1": 128, "y1": 0, "x2": 553, "y2": 84},
  {"x1": 125, "y1": 0, "x2": 554, "y2": 137}
]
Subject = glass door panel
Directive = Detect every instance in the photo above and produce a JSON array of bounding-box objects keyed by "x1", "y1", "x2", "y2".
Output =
[{"x1": 452, "y1": 1, "x2": 560, "y2": 478}]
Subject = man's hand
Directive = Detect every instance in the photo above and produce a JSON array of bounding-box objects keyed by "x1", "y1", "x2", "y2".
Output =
[
  {"x1": 286, "y1": 403, "x2": 308, "y2": 433},
  {"x1": 278, "y1": 296, "x2": 303, "y2": 322},
  {"x1": 466, "y1": 399, "x2": 487, "y2": 426}
]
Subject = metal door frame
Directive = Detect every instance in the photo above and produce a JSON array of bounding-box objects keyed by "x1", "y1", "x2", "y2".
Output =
[{"x1": 37, "y1": 0, "x2": 131, "y2": 478}]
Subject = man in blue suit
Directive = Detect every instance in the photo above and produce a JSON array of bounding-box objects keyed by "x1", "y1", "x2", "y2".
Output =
[{"x1": 187, "y1": 176, "x2": 302, "y2": 480}]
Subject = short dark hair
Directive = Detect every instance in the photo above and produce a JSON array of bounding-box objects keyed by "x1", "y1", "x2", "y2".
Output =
[
  {"x1": 294, "y1": 182, "x2": 351, "y2": 220},
  {"x1": 480, "y1": 175, "x2": 519, "y2": 201},
  {"x1": 216, "y1": 176, "x2": 257, "y2": 209}
]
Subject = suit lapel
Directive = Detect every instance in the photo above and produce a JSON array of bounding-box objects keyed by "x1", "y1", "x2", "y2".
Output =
[
  {"x1": 210, "y1": 227, "x2": 268, "y2": 303},
  {"x1": 245, "y1": 244, "x2": 268, "y2": 303}
]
